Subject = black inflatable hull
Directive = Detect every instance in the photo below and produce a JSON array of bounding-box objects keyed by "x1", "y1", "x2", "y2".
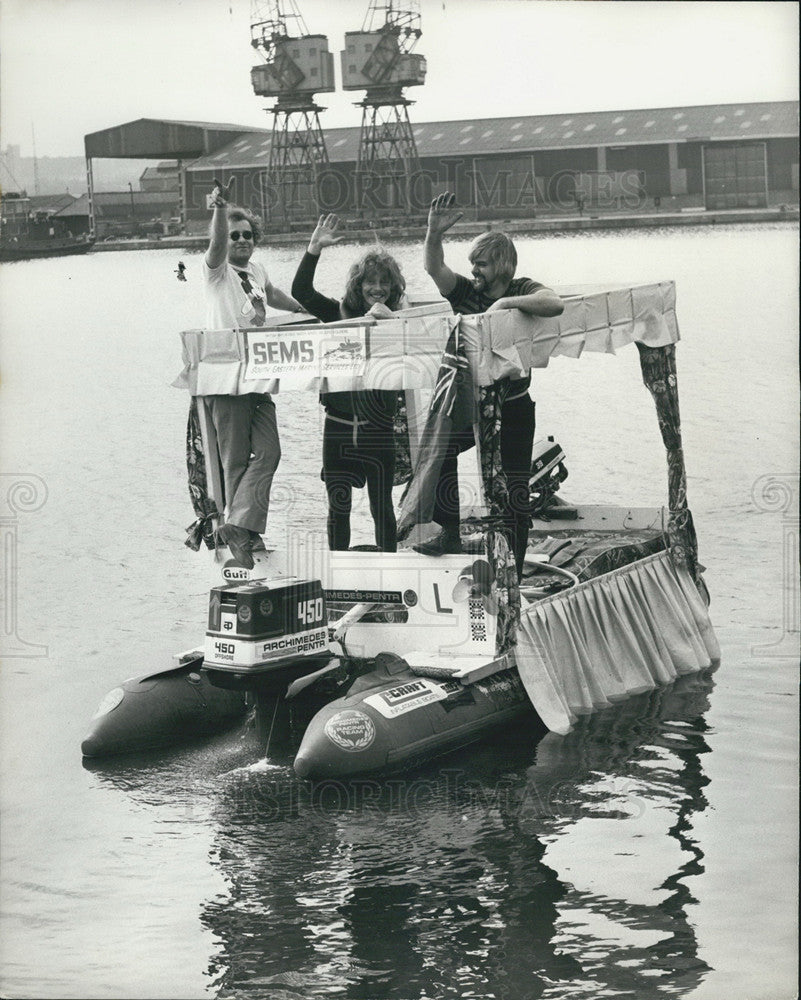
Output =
[
  {"x1": 81, "y1": 653, "x2": 538, "y2": 776},
  {"x1": 293, "y1": 660, "x2": 537, "y2": 780},
  {"x1": 81, "y1": 658, "x2": 248, "y2": 758}
]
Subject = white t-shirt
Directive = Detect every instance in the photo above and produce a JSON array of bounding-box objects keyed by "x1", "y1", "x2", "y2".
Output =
[{"x1": 202, "y1": 258, "x2": 270, "y2": 330}]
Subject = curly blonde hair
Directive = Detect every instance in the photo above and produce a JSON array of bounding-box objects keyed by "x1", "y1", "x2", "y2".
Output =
[{"x1": 341, "y1": 250, "x2": 406, "y2": 317}]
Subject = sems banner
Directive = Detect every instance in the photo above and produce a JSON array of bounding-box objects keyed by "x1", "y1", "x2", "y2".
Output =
[{"x1": 243, "y1": 324, "x2": 371, "y2": 386}]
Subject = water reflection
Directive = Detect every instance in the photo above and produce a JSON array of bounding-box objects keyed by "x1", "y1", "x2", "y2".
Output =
[
  {"x1": 529, "y1": 670, "x2": 715, "y2": 998},
  {"x1": 192, "y1": 667, "x2": 716, "y2": 999}
]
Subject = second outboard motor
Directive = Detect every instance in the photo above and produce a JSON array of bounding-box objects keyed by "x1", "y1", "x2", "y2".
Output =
[{"x1": 529, "y1": 437, "x2": 568, "y2": 514}]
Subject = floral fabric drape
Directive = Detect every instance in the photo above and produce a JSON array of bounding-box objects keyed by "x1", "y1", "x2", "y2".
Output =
[
  {"x1": 476, "y1": 378, "x2": 513, "y2": 516},
  {"x1": 485, "y1": 523, "x2": 521, "y2": 654},
  {"x1": 637, "y1": 343, "x2": 700, "y2": 584},
  {"x1": 184, "y1": 397, "x2": 219, "y2": 551}
]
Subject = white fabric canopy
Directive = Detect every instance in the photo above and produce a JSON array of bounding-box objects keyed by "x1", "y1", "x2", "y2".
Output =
[{"x1": 173, "y1": 282, "x2": 680, "y2": 395}]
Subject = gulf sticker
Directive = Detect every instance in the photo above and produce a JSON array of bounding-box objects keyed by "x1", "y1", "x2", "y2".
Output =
[
  {"x1": 324, "y1": 710, "x2": 376, "y2": 752},
  {"x1": 363, "y1": 679, "x2": 457, "y2": 719}
]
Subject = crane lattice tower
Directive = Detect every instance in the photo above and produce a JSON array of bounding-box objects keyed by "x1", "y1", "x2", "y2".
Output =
[
  {"x1": 250, "y1": 1, "x2": 335, "y2": 225},
  {"x1": 342, "y1": 1, "x2": 427, "y2": 217}
]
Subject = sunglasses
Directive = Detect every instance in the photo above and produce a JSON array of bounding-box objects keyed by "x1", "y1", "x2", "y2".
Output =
[{"x1": 230, "y1": 230, "x2": 253, "y2": 241}]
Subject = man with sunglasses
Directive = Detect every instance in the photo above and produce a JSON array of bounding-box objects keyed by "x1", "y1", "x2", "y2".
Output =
[{"x1": 202, "y1": 182, "x2": 301, "y2": 567}]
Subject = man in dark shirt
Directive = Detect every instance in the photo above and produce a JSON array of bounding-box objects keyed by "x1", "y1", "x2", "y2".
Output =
[{"x1": 415, "y1": 192, "x2": 564, "y2": 575}]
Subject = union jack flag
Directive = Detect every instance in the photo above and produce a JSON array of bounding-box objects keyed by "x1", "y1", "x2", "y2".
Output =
[
  {"x1": 397, "y1": 326, "x2": 475, "y2": 540},
  {"x1": 430, "y1": 334, "x2": 470, "y2": 418}
]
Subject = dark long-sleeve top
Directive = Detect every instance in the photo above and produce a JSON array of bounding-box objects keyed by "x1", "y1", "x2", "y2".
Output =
[{"x1": 292, "y1": 250, "x2": 397, "y2": 429}]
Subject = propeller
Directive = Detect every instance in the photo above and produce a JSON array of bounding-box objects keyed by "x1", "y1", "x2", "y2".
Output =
[{"x1": 451, "y1": 558, "x2": 496, "y2": 605}]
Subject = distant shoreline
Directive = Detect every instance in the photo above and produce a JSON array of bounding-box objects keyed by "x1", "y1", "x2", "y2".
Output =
[{"x1": 92, "y1": 205, "x2": 799, "y2": 252}]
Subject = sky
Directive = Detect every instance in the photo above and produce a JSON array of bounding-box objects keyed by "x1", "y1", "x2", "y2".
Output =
[{"x1": 0, "y1": 0, "x2": 798, "y2": 158}]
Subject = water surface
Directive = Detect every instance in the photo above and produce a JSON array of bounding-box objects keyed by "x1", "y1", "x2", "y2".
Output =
[{"x1": 0, "y1": 223, "x2": 797, "y2": 999}]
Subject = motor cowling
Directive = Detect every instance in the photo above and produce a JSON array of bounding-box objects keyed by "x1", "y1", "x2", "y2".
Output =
[
  {"x1": 203, "y1": 576, "x2": 330, "y2": 679},
  {"x1": 529, "y1": 437, "x2": 568, "y2": 514}
]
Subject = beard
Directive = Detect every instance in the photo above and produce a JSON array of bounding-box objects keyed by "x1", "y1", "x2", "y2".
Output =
[{"x1": 471, "y1": 274, "x2": 486, "y2": 290}]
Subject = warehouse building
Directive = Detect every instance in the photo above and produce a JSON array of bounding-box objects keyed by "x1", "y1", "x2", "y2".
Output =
[{"x1": 84, "y1": 100, "x2": 798, "y2": 233}]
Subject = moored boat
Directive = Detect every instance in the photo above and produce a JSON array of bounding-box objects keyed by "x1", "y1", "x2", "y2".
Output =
[{"x1": 0, "y1": 233, "x2": 95, "y2": 262}]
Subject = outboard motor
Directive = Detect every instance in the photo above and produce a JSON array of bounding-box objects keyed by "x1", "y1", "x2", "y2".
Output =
[
  {"x1": 529, "y1": 437, "x2": 568, "y2": 514},
  {"x1": 202, "y1": 575, "x2": 340, "y2": 747},
  {"x1": 202, "y1": 576, "x2": 334, "y2": 695}
]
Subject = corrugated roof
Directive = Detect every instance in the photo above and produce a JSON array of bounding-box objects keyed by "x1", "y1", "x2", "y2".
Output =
[
  {"x1": 139, "y1": 118, "x2": 266, "y2": 133},
  {"x1": 186, "y1": 100, "x2": 798, "y2": 171},
  {"x1": 85, "y1": 119, "x2": 265, "y2": 159},
  {"x1": 139, "y1": 163, "x2": 179, "y2": 179},
  {"x1": 56, "y1": 191, "x2": 177, "y2": 216},
  {"x1": 27, "y1": 193, "x2": 78, "y2": 213}
]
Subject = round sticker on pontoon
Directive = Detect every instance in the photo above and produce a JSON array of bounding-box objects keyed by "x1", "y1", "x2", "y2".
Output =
[
  {"x1": 324, "y1": 710, "x2": 376, "y2": 752},
  {"x1": 238, "y1": 605, "x2": 252, "y2": 623},
  {"x1": 403, "y1": 589, "x2": 418, "y2": 607},
  {"x1": 259, "y1": 599, "x2": 273, "y2": 616},
  {"x1": 92, "y1": 687, "x2": 124, "y2": 718}
]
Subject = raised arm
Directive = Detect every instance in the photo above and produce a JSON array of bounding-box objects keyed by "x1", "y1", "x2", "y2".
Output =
[
  {"x1": 291, "y1": 214, "x2": 346, "y2": 323},
  {"x1": 205, "y1": 178, "x2": 233, "y2": 269},
  {"x1": 487, "y1": 286, "x2": 565, "y2": 317},
  {"x1": 423, "y1": 192, "x2": 463, "y2": 297},
  {"x1": 307, "y1": 213, "x2": 344, "y2": 257}
]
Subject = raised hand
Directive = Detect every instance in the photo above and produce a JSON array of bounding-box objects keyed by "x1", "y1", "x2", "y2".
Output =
[
  {"x1": 308, "y1": 213, "x2": 344, "y2": 254},
  {"x1": 427, "y1": 192, "x2": 463, "y2": 236},
  {"x1": 208, "y1": 177, "x2": 235, "y2": 209}
]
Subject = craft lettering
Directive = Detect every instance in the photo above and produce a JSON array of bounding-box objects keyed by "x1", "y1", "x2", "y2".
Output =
[{"x1": 386, "y1": 682, "x2": 425, "y2": 699}]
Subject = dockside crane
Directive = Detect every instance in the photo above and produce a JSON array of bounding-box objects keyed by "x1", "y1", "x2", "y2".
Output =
[
  {"x1": 341, "y1": 0, "x2": 427, "y2": 217},
  {"x1": 250, "y1": 0, "x2": 335, "y2": 225}
]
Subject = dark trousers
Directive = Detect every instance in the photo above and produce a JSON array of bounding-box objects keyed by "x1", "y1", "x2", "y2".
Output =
[
  {"x1": 323, "y1": 416, "x2": 397, "y2": 552},
  {"x1": 433, "y1": 395, "x2": 535, "y2": 575}
]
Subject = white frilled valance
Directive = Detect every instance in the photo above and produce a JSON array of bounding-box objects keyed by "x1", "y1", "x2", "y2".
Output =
[{"x1": 515, "y1": 550, "x2": 719, "y2": 735}]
